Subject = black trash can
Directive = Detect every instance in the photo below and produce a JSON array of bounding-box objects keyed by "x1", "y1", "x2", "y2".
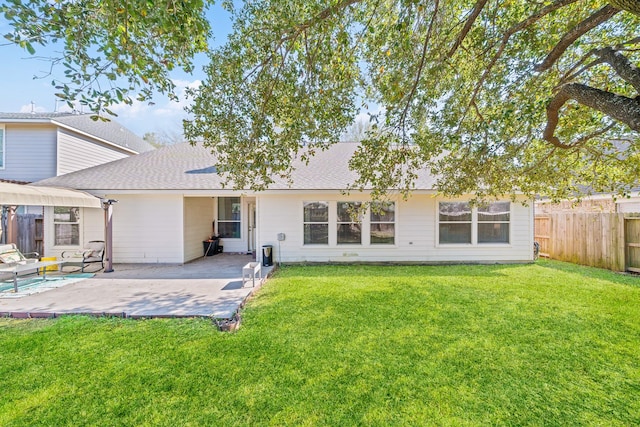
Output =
[
  {"x1": 262, "y1": 245, "x2": 273, "y2": 266},
  {"x1": 203, "y1": 239, "x2": 219, "y2": 256}
]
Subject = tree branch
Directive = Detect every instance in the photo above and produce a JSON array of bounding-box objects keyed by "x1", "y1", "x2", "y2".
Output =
[
  {"x1": 608, "y1": 0, "x2": 640, "y2": 16},
  {"x1": 559, "y1": 37, "x2": 640, "y2": 85},
  {"x1": 594, "y1": 46, "x2": 640, "y2": 92},
  {"x1": 243, "y1": 0, "x2": 362, "y2": 84},
  {"x1": 446, "y1": 0, "x2": 489, "y2": 58},
  {"x1": 466, "y1": 0, "x2": 579, "y2": 118},
  {"x1": 398, "y1": 0, "x2": 439, "y2": 133},
  {"x1": 544, "y1": 83, "x2": 640, "y2": 147},
  {"x1": 535, "y1": 5, "x2": 621, "y2": 72}
]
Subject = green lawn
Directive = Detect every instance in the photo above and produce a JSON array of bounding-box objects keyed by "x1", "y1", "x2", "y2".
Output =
[{"x1": 1, "y1": 260, "x2": 639, "y2": 426}]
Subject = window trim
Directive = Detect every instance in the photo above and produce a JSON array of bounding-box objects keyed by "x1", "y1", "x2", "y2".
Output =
[
  {"x1": 303, "y1": 201, "x2": 329, "y2": 245},
  {"x1": 477, "y1": 202, "x2": 511, "y2": 244},
  {"x1": 337, "y1": 201, "x2": 363, "y2": 245},
  {"x1": 436, "y1": 200, "x2": 512, "y2": 247},
  {"x1": 370, "y1": 201, "x2": 395, "y2": 245},
  {"x1": 437, "y1": 201, "x2": 473, "y2": 245},
  {"x1": 53, "y1": 206, "x2": 81, "y2": 248},
  {"x1": 217, "y1": 196, "x2": 242, "y2": 239}
]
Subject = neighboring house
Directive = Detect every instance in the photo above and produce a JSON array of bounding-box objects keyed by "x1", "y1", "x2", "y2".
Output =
[
  {"x1": 0, "y1": 112, "x2": 153, "y2": 251},
  {"x1": 34, "y1": 142, "x2": 535, "y2": 264},
  {"x1": 0, "y1": 112, "x2": 153, "y2": 183},
  {"x1": 536, "y1": 193, "x2": 640, "y2": 214}
]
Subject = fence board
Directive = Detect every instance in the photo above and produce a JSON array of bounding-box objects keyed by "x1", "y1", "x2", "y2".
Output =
[
  {"x1": 16, "y1": 214, "x2": 43, "y2": 255},
  {"x1": 534, "y1": 212, "x2": 626, "y2": 272},
  {"x1": 625, "y1": 216, "x2": 640, "y2": 272}
]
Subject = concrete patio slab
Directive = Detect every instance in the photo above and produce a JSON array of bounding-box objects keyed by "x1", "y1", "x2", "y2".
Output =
[{"x1": 0, "y1": 254, "x2": 274, "y2": 319}]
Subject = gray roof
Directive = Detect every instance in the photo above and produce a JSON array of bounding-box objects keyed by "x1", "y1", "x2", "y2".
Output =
[
  {"x1": 0, "y1": 112, "x2": 153, "y2": 154},
  {"x1": 33, "y1": 142, "x2": 438, "y2": 192}
]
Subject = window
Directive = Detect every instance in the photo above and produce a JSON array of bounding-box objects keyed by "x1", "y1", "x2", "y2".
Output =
[
  {"x1": 370, "y1": 202, "x2": 395, "y2": 244},
  {"x1": 439, "y1": 202, "x2": 472, "y2": 244},
  {"x1": 478, "y1": 202, "x2": 510, "y2": 243},
  {"x1": 54, "y1": 206, "x2": 80, "y2": 246},
  {"x1": 438, "y1": 201, "x2": 511, "y2": 244},
  {"x1": 304, "y1": 202, "x2": 329, "y2": 244},
  {"x1": 0, "y1": 124, "x2": 4, "y2": 169},
  {"x1": 218, "y1": 197, "x2": 241, "y2": 238},
  {"x1": 337, "y1": 202, "x2": 362, "y2": 244}
]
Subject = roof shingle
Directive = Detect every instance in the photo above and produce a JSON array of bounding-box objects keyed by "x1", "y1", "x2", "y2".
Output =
[{"x1": 34, "y1": 142, "x2": 437, "y2": 192}]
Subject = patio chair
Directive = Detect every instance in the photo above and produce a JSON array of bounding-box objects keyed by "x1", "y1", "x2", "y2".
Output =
[
  {"x1": 0, "y1": 243, "x2": 39, "y2": 265},
  {"x1": 61, "y1": 240, "x2": 105, "y2": 272}
]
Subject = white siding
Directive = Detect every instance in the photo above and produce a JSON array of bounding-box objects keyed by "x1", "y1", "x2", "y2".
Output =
[
  {"x1": 183, "y1": 197, "x2": 214, "y2": 262},
  {"x1": 616, "y1": 200, "x2": 640, "y2": 213},
  {"x1": 0, "y1": 124, "x2": 57, "y2": 182},
  {"x1": 257, "y1": 194, "x2": 534, "y2": 263},
  {"x1": 85, "y1": 194, "x2": 183, "y2": 263},
  {"x1": 57, "y1": 128, "x2": 130, "y2": 175},
  {"x1": 44, "y1": 198, "x2": 184, "y2": 264}
]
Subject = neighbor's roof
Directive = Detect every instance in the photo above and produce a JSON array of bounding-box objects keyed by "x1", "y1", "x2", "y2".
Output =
[
  {"x1": 33, "y1": 142, "x2": 438, "y2": 192},
  {"x1": 0, "y1": 112, "x2": 153, "y2": 154}
]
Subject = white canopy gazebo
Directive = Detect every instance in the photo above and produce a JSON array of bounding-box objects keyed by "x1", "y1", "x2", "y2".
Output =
[{"x1": 0, "y1": 181, "x2": 105, "y2": 263}]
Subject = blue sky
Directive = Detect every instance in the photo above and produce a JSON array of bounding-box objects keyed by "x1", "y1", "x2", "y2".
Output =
[{"x1": 0, "y1": 4, "x2": 234, "y2": 137}]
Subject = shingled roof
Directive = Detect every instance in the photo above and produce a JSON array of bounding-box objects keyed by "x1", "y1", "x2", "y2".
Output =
[
  {"x1": 33, "y1": 142, "x2": 438, "y2": 192},
  {"x1": 0, "y1": 112, "x2": 153, "y2": 154}
]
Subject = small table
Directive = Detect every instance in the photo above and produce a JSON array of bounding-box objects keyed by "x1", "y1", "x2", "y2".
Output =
[
  {"x1": 242, "y1": 262, "x2": 261, "y2": 287},
  {"x1": 0, "y1": 260, "x2": 66, "y2": 292}
]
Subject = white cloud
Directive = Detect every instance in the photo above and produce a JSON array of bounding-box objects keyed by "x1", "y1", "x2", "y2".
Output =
[
  {"x1": 103, "y1": 79, "x2": 202, "y2": 136},
  {"x1": 19, "y1": 103, "x2": 46, "y2": 113}
]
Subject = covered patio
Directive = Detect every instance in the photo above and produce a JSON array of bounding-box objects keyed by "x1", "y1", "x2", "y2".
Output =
[{"x1": 0, "y1": 254, "x2": 274, "y2": 319}]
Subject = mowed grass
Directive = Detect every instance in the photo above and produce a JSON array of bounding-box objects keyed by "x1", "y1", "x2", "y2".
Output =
[{"x1": 1, "y1": 260, "x2": 639, "y2": 426}]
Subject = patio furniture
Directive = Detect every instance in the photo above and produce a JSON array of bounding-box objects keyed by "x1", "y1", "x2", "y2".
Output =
[
  {"x1": 0, "y1": 243, "x2": 65, "y2": 292},
  {"x1": 61, "y1": 240, "x2": 105, "y2": 272},
  {"x1": 242, "y1": 262, "x2": 261, "y2": 287}
]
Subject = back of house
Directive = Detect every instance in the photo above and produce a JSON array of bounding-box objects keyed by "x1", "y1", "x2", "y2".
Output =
[{"x1": 33, "y1": 142, "x2": 535, "y2": 265}]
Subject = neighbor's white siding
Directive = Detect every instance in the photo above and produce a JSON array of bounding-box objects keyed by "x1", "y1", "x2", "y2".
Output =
[
  {"x1": 257, "y1": 193, "x2": 534, "y2": 263},
  {"x1": 108, "y1": 194, "x2": 184, "y2": 263},
  {"x1": 183, "y1": 197, "x2": 214, "y2": 262},
  {"x1": 57, "y1": 128, "x2": 130, "y2": 175},
  {"x1": 0, "y1": 124, "x2": 57, "y2": 182},
  {"x1": 616, "y1": 200, "x2": 640, "y2": 213}
]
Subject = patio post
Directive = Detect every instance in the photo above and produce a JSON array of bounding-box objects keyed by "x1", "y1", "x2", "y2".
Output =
[{"x1": 102, "y1": 199, "x2": 118, "y2": 273}]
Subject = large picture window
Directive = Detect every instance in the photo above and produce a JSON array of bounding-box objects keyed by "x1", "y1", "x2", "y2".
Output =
[
  {"x1": 478, "y1": 202, "x2": 510, "y2": 243},
  {"x1": 439, "y1": 202, "x2": 472, "y2": 244},
  {"x1": 54, "y1": 206, "x2": 80, "y2": 246},
  {"x1": 370, "y1": 202, "x2": 395, "y2": 244},
  {"x1": 304, "y1": 202, "x2": 329, "y2": 244},
  {"x1": 337, "y1": 202, "x2": 362, "y2": 244},
  {"x1": 218, "y1": 197, "x2": 241, "y2": 238}
]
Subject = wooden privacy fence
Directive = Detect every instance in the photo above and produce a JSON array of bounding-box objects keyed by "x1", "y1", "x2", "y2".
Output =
[
  {"x1": 16, "y1": 214, "x2": 43, "y2": 255},
  {"x1": 534, "y1": 213, "x2": 640, "y2": 272}
]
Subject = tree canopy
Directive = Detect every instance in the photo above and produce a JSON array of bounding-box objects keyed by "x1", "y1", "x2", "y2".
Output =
[
  {"x1": 185, "y1": 0, "x2": 640, "y2": 201},
  {"x1": 3, "y1": 0, "x2": 640, "y2": 201},
  {"x1": 1, "y1": 0, "x2": 210, "y2": 114}
]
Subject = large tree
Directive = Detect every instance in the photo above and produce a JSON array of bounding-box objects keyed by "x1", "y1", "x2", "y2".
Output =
[
  {"x1": 184, "y1": 0, "x2": 640, "y2": 201},
  {"x1": 3, "y1": 0, "x2": 639, "y2": 201}
]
